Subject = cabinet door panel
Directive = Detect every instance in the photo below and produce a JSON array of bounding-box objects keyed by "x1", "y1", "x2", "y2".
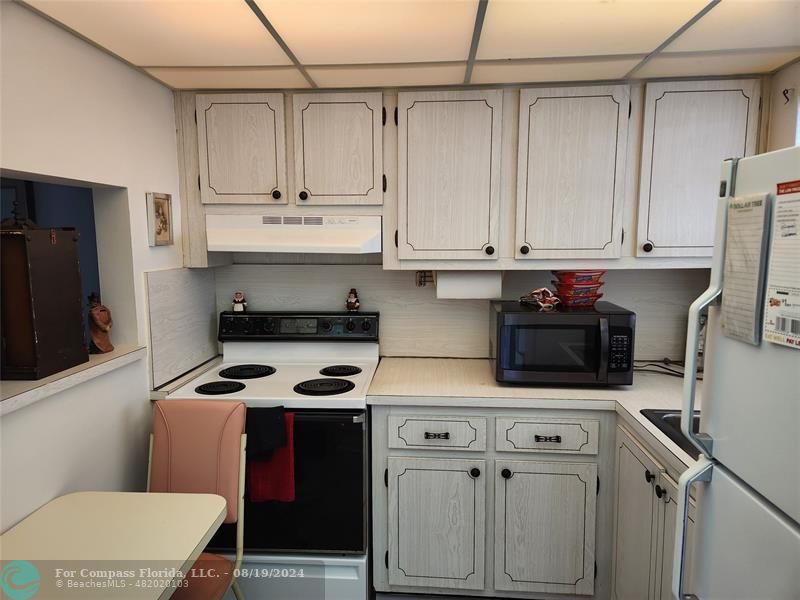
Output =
[
  {"x1": 655, "y1": 474, "x2": 696, "y2": 600},
  {"x1": 516, "y1": 85, "x2": 628, "y2": 259},
  {"x1": 196, "y1": 93, "x2": 287, "y2": 204},
  {"x1": 398, "y1": 89, "x2": 502, "y2": 260},
  {"x1": 612, "y1": 426, "x2": 664, "y2": 600},
  {"x1": 637, "y1": 79, "x2": 760, "y2": 256},
  {"x1": 495, "y1": 460, "x2": 597, "y2": 596},
  {"x1": 387, "y1": 457, "x2": 485, "y2": 590},
  {"x1": 293, "y1": 92, "x2": 383, "y2": 205}
]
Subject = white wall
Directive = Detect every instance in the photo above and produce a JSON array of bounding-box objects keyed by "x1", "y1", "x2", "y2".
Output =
[
  {"x1": 0, "y1": 3, "x2": 182, "y2": 529},
  {"x1": 768, "y1": 60, "x2": 800, "y2": 150}
]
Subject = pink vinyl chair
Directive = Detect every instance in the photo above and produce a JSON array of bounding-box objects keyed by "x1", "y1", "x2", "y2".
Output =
[{"x1": 148, "y1": 400, "x2": 247, "y2": 600}]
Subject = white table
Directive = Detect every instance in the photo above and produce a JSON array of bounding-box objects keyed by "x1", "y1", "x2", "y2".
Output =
[{"x1": 0, "y1": 491, "x2": 226, "y2": 599}]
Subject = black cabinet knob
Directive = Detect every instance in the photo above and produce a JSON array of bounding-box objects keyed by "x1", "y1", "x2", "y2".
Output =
[
  {"x1": 520, "y1": 245, "x2": 530, "y2": 255},
  {"x1": 470, "y1": 467, "x2": 481, "y2": 478},
  {"x1": 655, "y1": 484, "x2": 665, "y2": 499},
  {"x1": 645, "y1": 470, "x2": 655, "y2": 483},
  {"x1": 272, "y1": 190, "x2": 282, "y2": 200},
  {"x1": 299, "y1": 191, "x2": 308, "y2": 200},
  {"x1": 642, "y1": 242, "x2": 654, "y2": 253},
  {"x1": 501, "y1": 468, "x2": 512, "y2": 479},
  {"x1": 484, "y1": 245, "x2": 495, "y2": 256}
]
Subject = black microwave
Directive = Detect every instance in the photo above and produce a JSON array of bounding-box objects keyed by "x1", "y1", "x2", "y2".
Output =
[{"x1": 491, "y1": 301, "x2": 636, "y2": 386}]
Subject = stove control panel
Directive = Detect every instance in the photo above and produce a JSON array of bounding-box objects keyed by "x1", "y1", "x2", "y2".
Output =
[{"x1": 218, "y1": 311, "x2": 379, "y2": 341}]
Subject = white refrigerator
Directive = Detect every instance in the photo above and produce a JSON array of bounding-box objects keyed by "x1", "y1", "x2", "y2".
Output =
[{"x1": 674, "y1": 146, "x2": 800, "y2": 600}]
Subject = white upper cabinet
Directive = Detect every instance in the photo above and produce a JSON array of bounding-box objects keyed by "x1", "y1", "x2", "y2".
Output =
[
  {"x1": 292, "y1": 92, "x2": 383, "y2": 205},
  {"x1": 636, "y1": 79, "x2": 760, "y2": 257},
  {"x1": 397, "y1": 89, "x2": 503, "y2": 260},
  {"x1": 196, "y1": 92, "x2": 287, "y2": 204},
  {"x1": 516, "y1": 85, "x2": 629, "y2": 259}
]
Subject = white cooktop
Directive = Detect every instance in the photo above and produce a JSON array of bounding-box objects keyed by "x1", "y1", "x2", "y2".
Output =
[{"x1": 166, "y1": 341, "x2": 378, "y2": 409}]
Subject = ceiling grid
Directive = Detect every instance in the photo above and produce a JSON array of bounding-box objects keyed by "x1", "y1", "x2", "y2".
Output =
[{"x1": 18, "y1": 0, "x2": 800, "y2": 89}]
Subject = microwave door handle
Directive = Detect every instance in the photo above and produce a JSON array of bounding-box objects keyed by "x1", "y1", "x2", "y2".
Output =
[{"x1": 598, "y1": 318, "x2": 609, "y2": 382}]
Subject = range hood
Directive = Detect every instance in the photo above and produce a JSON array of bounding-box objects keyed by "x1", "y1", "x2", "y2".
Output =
[{"x1": 205, "y1": 214, "x2": 382, "y2": 254}]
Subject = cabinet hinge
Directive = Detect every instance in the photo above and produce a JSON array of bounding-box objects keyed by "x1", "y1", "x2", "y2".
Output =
[
  {"x1": 394, "y1": 230, "x2": 398, "y2": 248},
  {"x1": 382, "y1": 106, "x2": 386, "y2": 126},
  {"x1": 384, "y1": 468, "x2": 388, "y2": 487},
  {"x1": 597, "y1": 476, "x2": 600, "y2": 495},
  {"x1": 384, "y1": 550, "x2": 389, "y2": 569},
  {"x1": 382, "y1": 174, "x2": 387, "y2": 193},
  {"x1": 394, "y1": 106, "x2": 398, "y2": 126},
  {"x1": 594, "y1": 561, "x2": 598, "y2": 579},
  {"x1": 197, "y1": 174, "x2": 201, "y2": 191},
  {"x1": 628, "y1": 100, "x2": 632, "y2": 119},
  {"x1": 194, "y1": 110, "x2": 197, "y2": 124}
]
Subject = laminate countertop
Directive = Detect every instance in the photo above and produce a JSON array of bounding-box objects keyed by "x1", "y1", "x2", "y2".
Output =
[{"x1": 367, "y1": 358, "x2": 699, "y2": 467}]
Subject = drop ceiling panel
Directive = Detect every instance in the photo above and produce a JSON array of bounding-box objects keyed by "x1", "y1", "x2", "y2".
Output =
[
  {"x1": 478, "y1": 0, "x2": 708, "y2": 59},
  {"x1": 27, "y1": 0, "x2": 291, "y2": 66},
  {"x1": 667, "y1": 0, "x2": 800, "y2": 52},
  {"x1": 254, "y1": 0, "x2": 477, "y2": 64},
  {"x1": 306, "y1": 64, "x2": 466, "y2": 88},
  {"x1": 637, "y1": 48, "x2": 800, "y2": 78},
  {"x1": 471, "y1": 57, "x2": 642, "y2": 84},
  {"x1": 145, "y1": 67, "x2": 310, "y2": 89}
]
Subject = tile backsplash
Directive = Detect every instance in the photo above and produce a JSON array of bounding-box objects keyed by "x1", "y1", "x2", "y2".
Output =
[{"x1": 214, "y1": 264, "x2": 708, "y2": 361}]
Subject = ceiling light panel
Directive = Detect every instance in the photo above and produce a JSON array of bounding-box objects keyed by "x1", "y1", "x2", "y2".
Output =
[
  {"x1": 27, "y1": 0, "x2": 292, "y2": 66},
  {"x1": 637, "y1": 48, "x2": 800, "y2": 77},
  {"x1": 144, "y1": 67, "x2": 311, "y2": 89},
  {"x1": 254, "y1": 0, "x2": 477, "y2": 64},
  {"x1": 306, "y1": 63, "x2": 467, "y2": 87},
  {"x1": 471, "y1": 57, "x2": 642, "y2": 84},
  {"x1": 478, "y1": 0, "x2": 708, "y2": 60},
  {"x1": 666, "y1": 0, "x2": 800, "y2": 52}
]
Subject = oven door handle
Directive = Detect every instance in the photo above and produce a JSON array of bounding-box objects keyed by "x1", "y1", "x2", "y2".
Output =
[{"x1": 598, "y1": 318, "x2": 609, "y2": 382}]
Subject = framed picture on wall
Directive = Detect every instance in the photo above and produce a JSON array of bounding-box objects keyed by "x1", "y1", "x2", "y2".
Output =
[{"x1": 146, "y1": 192, "x2": 173, "y2": 246}]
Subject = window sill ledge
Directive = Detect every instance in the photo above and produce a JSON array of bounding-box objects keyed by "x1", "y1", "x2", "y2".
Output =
[{"x1": 0, "y1": 345, "x2": 147, "y2": 416}]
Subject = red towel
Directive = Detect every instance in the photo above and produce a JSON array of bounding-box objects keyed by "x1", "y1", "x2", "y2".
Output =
[{"x1": 247, "y1": 412, "x2": 295, "y2": 502}]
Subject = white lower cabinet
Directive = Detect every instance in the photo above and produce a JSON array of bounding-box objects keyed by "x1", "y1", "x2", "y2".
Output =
[
  {"x1": 387, "y1": 456, "x2": 486, "y2": 590},
  {"x1": 374, "y1": 408, "x2": 612, "y2": 599},
  {"x1": 612, "y1": 425, "x2": 695, "y2": 600},
  {"x1": 495, "y1": 460, "x2": 597, "y2": 596}
]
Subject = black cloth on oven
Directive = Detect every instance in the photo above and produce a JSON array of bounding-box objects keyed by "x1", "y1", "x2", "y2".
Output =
[{"x1": 245, "y1": 406, "x2": 287, "y2": 460}]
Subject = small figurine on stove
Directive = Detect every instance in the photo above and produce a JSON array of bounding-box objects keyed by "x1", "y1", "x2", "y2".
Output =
[
  {"x1": 346, "y1": 288, "x2": 360, "y2": 312},
  {"x1": 232, "y1": 291, "x2": 247, "y2": 313},
  {"x1": 88, "y1": 292, "x2": 114, "y2": 353}
]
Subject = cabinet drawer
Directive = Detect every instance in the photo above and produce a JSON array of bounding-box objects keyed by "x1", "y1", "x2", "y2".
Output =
[
  {"x1": 496, "y1": 417, "x2": 599, "y2": 455},
  {"x1": 388, "y1": 416, "x2": 487, "y2": 451}
]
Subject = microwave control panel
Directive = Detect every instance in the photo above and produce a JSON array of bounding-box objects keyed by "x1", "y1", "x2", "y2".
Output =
[{"x1": 609, "y1": 332, "x2": 632, "y2": 371}]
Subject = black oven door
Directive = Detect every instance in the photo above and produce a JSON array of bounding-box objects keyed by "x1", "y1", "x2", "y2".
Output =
[
  {"x1": 497, "y1": 313, "x2": 609, "y2": 384},
  {"x1": 208, "y1": 409, "x2": 367, "y2": 554}
]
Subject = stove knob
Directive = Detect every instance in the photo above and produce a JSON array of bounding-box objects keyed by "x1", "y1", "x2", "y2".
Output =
[
  {"x1": 346, "y1": 319, "x2": 356, "y2": 332},
  {"x1": 361, "y1": 320, "x2": 372, "y2": 331},
  {"x1": 320, "y1": 320, "x2": 332, "y2": 332}
]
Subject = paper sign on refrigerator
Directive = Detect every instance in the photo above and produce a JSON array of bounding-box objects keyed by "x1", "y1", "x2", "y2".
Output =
[{"x1": 763, "y1": 194, "x2": 800, "y2": 350}]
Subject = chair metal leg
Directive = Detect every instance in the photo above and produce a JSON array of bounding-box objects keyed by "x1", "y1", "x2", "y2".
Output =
[{"x1": 232, "y1": 578, "x2": 244, "y2": 600}]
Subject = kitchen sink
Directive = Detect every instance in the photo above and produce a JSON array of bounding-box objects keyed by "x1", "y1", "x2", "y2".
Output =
[{"x1": 640, "y1": 409, "x2": 701, "y2": 459}]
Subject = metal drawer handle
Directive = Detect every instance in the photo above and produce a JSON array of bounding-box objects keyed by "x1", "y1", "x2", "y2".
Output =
[
  {"x1": 534, "y1": 435, "x2": 562, "y2": 443},
  {"x1": 424, "y1": 432, "x2": 450, "y2": 440}
]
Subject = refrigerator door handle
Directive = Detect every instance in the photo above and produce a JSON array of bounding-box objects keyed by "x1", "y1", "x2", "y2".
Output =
[
  {"x1": 682, "y1": 194, "x2": 729, "y2": 458},
  {"x1": 673, "y1": 457, "x2": 714, "y2": 600}
]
